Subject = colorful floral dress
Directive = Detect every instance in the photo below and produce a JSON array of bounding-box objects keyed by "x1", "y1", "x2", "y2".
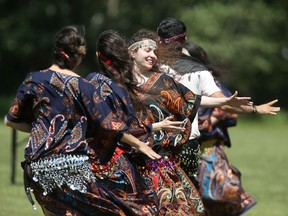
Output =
[
  {"x1": 137, "y1": 72, "x2": 206, "y2": 216},
  {"x1": 197, "y1": 80, "x2": 257, "y2": 216}
]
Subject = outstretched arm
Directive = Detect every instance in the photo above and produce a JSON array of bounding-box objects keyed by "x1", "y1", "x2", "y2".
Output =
[
  {"x1": 201, "y1": 91, "x2": 252, "y2": 108},
  {"x1": 224, "y1": 99, "x2": 280, "y2": 114},
  {"x1": 210, "y1": 91, "x2": 280, "y2": 115},
  {"x1": 250, "y1": 99, "x2": 280, "y2": 115}
]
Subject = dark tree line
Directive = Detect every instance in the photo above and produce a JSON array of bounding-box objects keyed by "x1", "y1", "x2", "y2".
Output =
[{"x1": 0, "y1": 0, "x2": 287, "y2": 110}]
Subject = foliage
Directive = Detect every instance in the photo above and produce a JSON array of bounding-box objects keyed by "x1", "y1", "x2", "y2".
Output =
[
  {"x1": 179, "y1": 1, "x2": 288, "y2": 108},
  {"x1": 0, "y1": 0, "x2": 287, "y2": 109}
]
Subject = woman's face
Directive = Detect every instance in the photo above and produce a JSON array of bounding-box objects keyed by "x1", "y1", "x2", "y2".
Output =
[{"x1": 131, "y1": 45, "x2": 157, "y2": 72}]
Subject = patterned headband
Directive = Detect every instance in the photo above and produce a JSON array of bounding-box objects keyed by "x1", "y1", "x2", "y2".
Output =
[
  {"x1": 158, "y1": 32, "x2": 186, "y2": 44},
  {"x1": 128, "y1": 39, "x2": 157, "y2": 51}
]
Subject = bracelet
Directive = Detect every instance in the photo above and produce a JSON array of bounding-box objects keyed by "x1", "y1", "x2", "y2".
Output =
[{"x1": 252, "y1": 105, "x2": 257, "y2": 114}]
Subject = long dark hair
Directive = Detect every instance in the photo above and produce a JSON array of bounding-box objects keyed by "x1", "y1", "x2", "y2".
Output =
[
  {"x1": 52, "y1": 25, "x2": 86, "y2": 70},
  {"x1": 96, "y1": 30, "x2": 143, "y2": 110}
]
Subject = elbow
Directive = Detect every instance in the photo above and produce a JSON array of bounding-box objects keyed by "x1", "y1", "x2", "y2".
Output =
[{"x1": 4, "y1": 115, "x2": 10, "y2": 127}]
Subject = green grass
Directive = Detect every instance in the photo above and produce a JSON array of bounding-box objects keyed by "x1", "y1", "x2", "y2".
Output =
[
  {"x1": 0, "y1": 114, "x2": 287, "y2": 216},
  {"x1": 226, "y1": 114, "x2": 288, "y2": 216},
  {"x1": 0, "y1": 122, "x2": 42, "y2": 216}
]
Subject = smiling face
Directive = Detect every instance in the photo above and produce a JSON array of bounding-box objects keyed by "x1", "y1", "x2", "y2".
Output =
[{"x1": 129, "y1": 39, "x2": 157, "y2": 73}]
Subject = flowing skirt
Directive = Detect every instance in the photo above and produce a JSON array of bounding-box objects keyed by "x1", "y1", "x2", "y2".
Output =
[
  {"x1": 198, "y1": 144, "x2": 256, "y2": 216},
  {"x1": 25, "y1": 165, "x2": 126, "y2": 216},
  {"x1": 138, "y1": 156, "x2": 206, "y2": 216},
  {"x1": 91, "y1": 147, "x2": 158, "y2": 216}
]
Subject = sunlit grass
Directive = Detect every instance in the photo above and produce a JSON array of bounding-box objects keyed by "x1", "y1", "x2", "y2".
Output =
[
  {"x1": 0, "y1": 113, "x2": 287, "y2": 216},
  {"x1": 226, "y1": 113, "x2": 288, "y2": 216}
]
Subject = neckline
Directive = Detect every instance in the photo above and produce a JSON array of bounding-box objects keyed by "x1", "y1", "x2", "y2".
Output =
[{"x1": 47, "y1": 65, "x2": 81, "y2": 77}]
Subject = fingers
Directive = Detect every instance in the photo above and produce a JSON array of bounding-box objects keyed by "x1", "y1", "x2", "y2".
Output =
[
  {"x1": 268, "y1": 107, "x2": 280, "y2": 114},
  {"x1": 235, "y1": 98, "x2": 253, "y2": 106},
  {"x1": 266, "y1": 99, "x2": 278, "y2": 105},
  {"x1": 164, "y1": 116, "x2": 185, "y2": 125},
  {"x1": 168, "y1": 121, "x2": 185, "y2": 125},
  {"x1": 257, "y1": 103, "x2": 280, "y2": 114},
  {"x1": 230, "y1": 91, "x2": 238, "y2": 98},
  {"x1": 150, "y1": 151, "x2": 161, "y2": 159},
  {"x1": 143, "y1": 147, "x2": 161, "y2": 159},
  {"x1": 236, "y1": 97, "x2": 252, "y2": 100},
  {"x1": 231, "y1": 91, "x2": 252, "y2": 101},
  {"x1": 172, "y1": 125, "x2": 186, "y2": 131},
  {"x1": 173, "y1": 126, "x2": 186, "y2": 131},
  {"x1": 137, "y1": 142, "x2": 161, "y2": 159},
  {"x1": 165, "y1": 115, "x2": 174, "y2": 120}
]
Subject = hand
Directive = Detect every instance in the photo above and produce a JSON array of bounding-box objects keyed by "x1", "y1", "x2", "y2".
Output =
[
  {"x1": 152, "y1": 115, "x2": 186, "y2": 133},
  {"x1": 120, "y1": 133, "x2": 161, "y2": 160},
  {"x1": 226, "y1": 91, "x2": 253, "y2": 107},
  {"x1": 136, "y1": 141, "x2": 161, "y2": 160},
  {"x1": 254, "y1": 99, "x2": 280, "y2": 115}
]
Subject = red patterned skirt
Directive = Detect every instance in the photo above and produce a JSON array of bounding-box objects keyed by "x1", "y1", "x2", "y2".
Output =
[{"x1": 139, "y1": 156, "x2": 206, "y2": 216}]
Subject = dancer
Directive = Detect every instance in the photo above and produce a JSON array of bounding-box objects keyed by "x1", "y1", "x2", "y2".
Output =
[
  {"x1": 186, "y1": 41, "x2": 279, "y2": 216},
  {"x1": 4, "y1": 25, "x2": 158, "y2": 216},
  {"x1": 157, "y1": 17, "x2": 279, "y2": 182},
  {"x1": 128, "y1": 29, "x2": 252, "y2": 216},
  {"x1": 86, "y1": 30, "x2": 186, "y2": 215},
  {"x1": 156, "y1": 17, "x2": 280, "y2": 215}
]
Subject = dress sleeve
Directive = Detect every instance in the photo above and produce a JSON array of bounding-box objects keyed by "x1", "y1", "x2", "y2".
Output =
[
  {"x1": 90, "y1": 74, "x2": 153, "y2": 137},
  {"x1": 82, "y1": 79, "x2": 151, "y2": 163},
  {"x1": 6, "y1": 73, "x2": 35, "y2": 123}
]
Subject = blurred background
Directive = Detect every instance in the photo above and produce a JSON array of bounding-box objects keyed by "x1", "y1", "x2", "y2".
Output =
[
  {"x1": 0, "y1": 0, "x2": 287, "y2": 215},
  {"x1": 0, "y1": 0, "x2": 287, "y2": 115}
]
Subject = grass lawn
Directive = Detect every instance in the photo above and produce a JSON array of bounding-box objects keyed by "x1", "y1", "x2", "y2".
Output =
[
  {"x1": 226, "y1": 114, "x2": 288, "y2": 216},
  {"x1": 0, "y1": 114, "x2": 287, "y2": 216}
]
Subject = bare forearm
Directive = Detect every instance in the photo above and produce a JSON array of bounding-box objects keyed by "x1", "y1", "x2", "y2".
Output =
[
  {"x1": 221, "y1": 99, "x2": 280, "y2": 115},
  {"x1": 120, "y1": 133, "x2": 161, "y2": 159},
  {"x1": 220, "y1": 104, "x2": 254, "y2": 114},
  {"x1": 200, "y1": 96, "x2": 229, "y2": 108},
  {"x1": 120, "y1": 133, "x2": 143, "y2": 148}
]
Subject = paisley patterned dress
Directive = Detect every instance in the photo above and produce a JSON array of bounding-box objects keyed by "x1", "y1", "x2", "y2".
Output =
[
  {"x1": 6, "y1": 69, "x2": 141, "y2": 215},
  {"x1": 86, "y1": 72, "x2": 158, "y2": 216},
  {"x1": 137, "y1": 72, "x2": 206, "y2": 216},
  {"x1": 197, "y1": 80, "x2": 257, "y2": 216}
]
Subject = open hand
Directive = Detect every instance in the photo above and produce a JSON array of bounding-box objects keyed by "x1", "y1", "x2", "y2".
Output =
[
  {"x1": 153, "y1": 115, "x2": 186, "y2": 133},
  {"x1": 254, "y1": 99, "x2": 280, "y2": 115},
  {"x1": 136, "y1": 141, "x2": 161, "y2": 160},
  {"x1": 226, "y1": 91, "x2": 253, "y2": 107}
]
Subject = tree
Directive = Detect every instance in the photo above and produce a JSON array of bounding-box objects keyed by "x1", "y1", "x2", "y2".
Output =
[
  {"x1": 0, "y1": 0, "x2": 287, "y2": 110},
  {"x1": 179, "y1": 1, "x2": 288, "y2": 108}
]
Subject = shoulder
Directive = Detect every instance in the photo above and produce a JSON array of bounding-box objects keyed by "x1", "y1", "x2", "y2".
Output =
[
  {"x1": 198, "y1": 70, "x2": 215, "y2": 81},
  {"x1": 85, "y1": 72, "x2": 98, "y2": 81},
  {"x1": 173, "y1": 54, "x2": 208, "y2": 74},
  {"x1": 21, "y1": 70, "x2": 53, "y2": 86},
  {"x1": 86, "y1": 72, "x2": 114, "y2": 87}
]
